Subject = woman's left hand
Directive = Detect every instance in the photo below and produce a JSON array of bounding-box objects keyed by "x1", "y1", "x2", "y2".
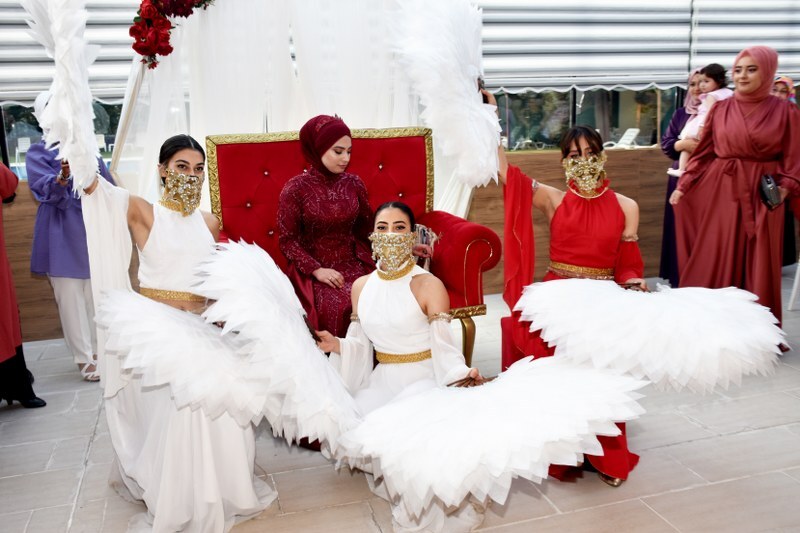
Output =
[
  {"x1": 412, "y1": 244, "x2": 433, "y2": 259},
  {"x1": 623, "y1": 278, "x2": 648, "y2": 291},
  {"x1": 669, "y1": 190, "x2": 684, "y2": 205},
  {"x1": 780, "y1": 186, "x2": 789, "y2": 203}
]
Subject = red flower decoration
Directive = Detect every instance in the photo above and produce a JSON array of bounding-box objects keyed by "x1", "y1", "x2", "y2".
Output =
[{"x1": 130, "y1": 0, "x2": 215, "y2": 69}]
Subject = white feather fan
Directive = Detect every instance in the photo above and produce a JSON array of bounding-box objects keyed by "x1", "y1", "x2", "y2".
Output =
[{"x1": 22, "y1": 0, "x2": 100, "y2": 193}]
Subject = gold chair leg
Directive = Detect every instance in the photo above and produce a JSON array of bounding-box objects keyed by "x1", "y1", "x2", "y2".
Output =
[{"x1": 460, "y1": 317, "x2": 476, "y2": 367}]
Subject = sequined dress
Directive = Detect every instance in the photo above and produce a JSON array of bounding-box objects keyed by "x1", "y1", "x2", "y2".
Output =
[{"x1": 278, "y1": 168, "x2": 375, "y2": 336}]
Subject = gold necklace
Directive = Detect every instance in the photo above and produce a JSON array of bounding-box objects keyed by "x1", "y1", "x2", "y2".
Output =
[{"x1": 376, "y1": 259, "x2": 415, "y2": 281}]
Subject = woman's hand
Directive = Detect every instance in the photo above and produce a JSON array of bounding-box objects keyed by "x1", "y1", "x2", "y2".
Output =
[
  {"x1": 315, "y1": 330, "x2": 340, "y2": 353},
  {"x1": 674, "y1": 138, "x2": 699, "y2": 153},
  {"x1": 481, "y1": 89, "x2": 498, "y2": 110},
  {"x1": 669, "y1": 190, "x2": 684, "y2": 205},
  {"x1": 412, "y1": 243, "x2": 433, "y2": 259},
  {"x1": 467, "y1": 367, "x2": 483, "y2": 380},
  {"x1": 313, "y1": 267, "x2": 344, "y2": 289},
  {"x1": 57, "y1": 160, "x2": 71, "y2": 187},
  {"x1": 622, "y1": 278, "x2": 648, "y2": 291},
  {"x1": 780, "y1": 186, "x2": 789, "y2": 203}
]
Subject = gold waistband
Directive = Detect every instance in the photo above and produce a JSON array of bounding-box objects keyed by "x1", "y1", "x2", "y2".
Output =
[
  {"x1": 139, "y1": 287, "x2": 207, "y2": 302},
  {"x1": 548, "y1": 261, "x2": 615, "y2": 280},
  {"x1": 375, "y1": 349, "x2": 432, "y2": 364}
]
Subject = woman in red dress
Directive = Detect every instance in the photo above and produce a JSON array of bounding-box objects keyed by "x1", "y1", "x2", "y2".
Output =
[
  {"x1": 278, "y1": 115, "x2": 375, "y2": 337},
  {"x1": 496, "y1": 117, "x2": 644, "y2": 487},
  {"x1": 670, "y1": 46, "x2": 800, "y2": 327},
  {"x1": 0, "y1": 163, "x2": 45, "y2": 408}
]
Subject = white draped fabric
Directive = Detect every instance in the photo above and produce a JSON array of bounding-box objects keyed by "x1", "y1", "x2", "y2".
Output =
[{"x1": 110, "y1": 0, "x2": 497, "y2": 217}]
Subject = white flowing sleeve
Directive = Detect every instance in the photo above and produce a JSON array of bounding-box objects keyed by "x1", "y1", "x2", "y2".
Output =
[
  {"x1": 430, "y1": 318, "x2": 471, "y2": 386},
  {"x1": 81, "y1": 177, "x2": 132, "y2": 398},
  {"x1": 329, "y1": 320, "x2": 373, "y2": 393}
]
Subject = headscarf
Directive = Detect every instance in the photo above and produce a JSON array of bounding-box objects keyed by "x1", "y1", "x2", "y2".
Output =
[
  {"x1": 33, "y1": 90, "x2": 51, "y2": 126},
  {"x1": 733, "y1": 45, "x2": 778, "y2": 103},
  {"x1": 684, "y1": 68, "x2": 702, "y2": 115},
  {"x1": 774, "y1": 74, "x2": 797, "y2": 104},
  {"x1": 299, "y1": 114, "x2": 352, "y2": 177}
]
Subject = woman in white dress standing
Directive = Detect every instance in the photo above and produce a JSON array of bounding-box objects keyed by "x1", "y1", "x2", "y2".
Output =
[{"x1": 83, "y1": 135, "x2": 276, "y2": 532}]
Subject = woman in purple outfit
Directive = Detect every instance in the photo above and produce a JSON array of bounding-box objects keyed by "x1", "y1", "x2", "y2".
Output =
[
  {"x1": 659, "y1": 69, "x2": 701, "y2": 287},
  {"x1": 26, "y1": 93, "x2": 114, "y2": 381}
]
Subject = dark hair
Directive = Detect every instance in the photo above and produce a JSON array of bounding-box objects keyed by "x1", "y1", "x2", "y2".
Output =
[
  {"x1": 374, "y1": 201, "x2": 415, "y2": 229},
  {"x1": 559, "y1": 125, "x2": 604, "y2": 158},
  {"x1": 158, "y1": 134, "x2": 205, "y2": 165},
  {"x1": 700, "y1": 63, "x2": 728, "y2": 89}
]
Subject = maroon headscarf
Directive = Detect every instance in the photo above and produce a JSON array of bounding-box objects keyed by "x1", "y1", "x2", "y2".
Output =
[
  {"x1": 299, "y1": 115, "x2": 352, "y2": 177},
  {"x1": 684, "y1": 68, "x2": 702, "y2": 115},
  {"x1": 733, "y1": 46, "x2": 779, "y2": 103}
]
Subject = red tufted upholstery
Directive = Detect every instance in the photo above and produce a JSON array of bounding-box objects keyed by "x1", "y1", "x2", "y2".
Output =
[{"x1": 206, "y1": 128, "x2": 501, "y2": 361}]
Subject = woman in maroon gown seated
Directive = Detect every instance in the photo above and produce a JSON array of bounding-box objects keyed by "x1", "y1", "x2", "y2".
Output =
[
  {"x1": 495, "y1": 114, "x2": 644, "y2": 487},
  {"x1": 670, "y1": 46, "x2": 800, "y2": 330},
  {"x1": 278, "y1": 115, "x2": 375, "y2": 337}
]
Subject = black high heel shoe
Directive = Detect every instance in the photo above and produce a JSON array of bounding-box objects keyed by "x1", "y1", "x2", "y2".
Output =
[{"x1": 4, "y1": 396, "x2": 46, "y2": 408}]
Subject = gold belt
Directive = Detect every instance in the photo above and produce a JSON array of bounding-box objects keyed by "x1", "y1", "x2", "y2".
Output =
[
  {"x1": 139, "y1": 287, "x2": 206, "y2": 302},
  {"x1": 375, "y1": 349, "x2": 432, "y2": 364},
  {"x1": 547, "y1": 261, "x2": 615, "y2": 280}
]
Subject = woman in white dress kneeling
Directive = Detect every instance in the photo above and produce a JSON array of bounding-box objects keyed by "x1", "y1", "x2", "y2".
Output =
[{"x1": 83, "y1": 135, "x2": 276, "y2": 532}]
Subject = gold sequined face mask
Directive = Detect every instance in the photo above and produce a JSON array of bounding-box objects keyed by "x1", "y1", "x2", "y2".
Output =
[
  {"x1": 159, "y1": 167, "x2": 204, "y2": 217},
  {"x1": 563, "y1": 153, "x2": 608, "y2": 198},
  {"x1": 369, "y1": 232, "x2": 416, "y2": 278}
]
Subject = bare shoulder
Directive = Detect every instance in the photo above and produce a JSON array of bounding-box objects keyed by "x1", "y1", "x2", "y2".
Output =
[
  {"x1": 410, "y1": 271, "x2": 445, "y2": 291},
  {"x1": 128, "y1": 194, "x2": 153, "y2": 222},
  {"x1": 201, "y1": 211, "x2": 221, "y2": 240},
  {"x1": 615, "y1": 192, "x2": 639, "y2": 214}
]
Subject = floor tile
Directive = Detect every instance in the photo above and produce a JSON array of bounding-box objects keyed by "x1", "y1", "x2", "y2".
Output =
[
  {"x1": 628, "y1": 411, "x2": 715, "y2": 450},
  {"x1": 26, "y1": 504, "x2": 71, "y2": 533},
  {"x1": 719, "y1": 363, "x2": 800, "y2": 399},
  {"x1": 69, "y1": 498, "x2": 104, "y2": 533},
  {"x1": 86, "y1": 433, "x2": 113, "y2": 466},
  {"x1": 0, "y1": 467, "x2": 80, "y2": 512},
  {"x1": 480, "y1": 478, "x2": 556, "y2": 528},
  {"x1": 74, "y1": 389, "x2": 103, "y2": 412},
  {"x1": 538, "y1": 449, "x2": 705, "y2": 513},
  {"x1": 0, "y1": 440, "x2": 54, "y2": 477},
  {"x1": 77, "y1": 464, "x2": 116, "y2": 504},
  {"x1": 254, "y1": 433, "x2": 332, "y2": 475},
  {"x1": 678, "y1": 392, "x2": 800, "y2": 435},
  {"x1": 644, "y1": 472, "x2": 800, "y2": 532},
  {"x1": 663, "y1": 427, "x2": 800, "y2": 482},
  {"x1": 232, "y1": 502, "x2": 380, "y2": 533},
  {"x1": 0, "y1": 510, "x2": 31, "y2": 533},
  {"x1": 26, "y1": 356, "x2": 81, "y2": 379},
  {"x1": 0, "y1": 392, "x2": 76, "y2": 424},
  {"x1": 271, "y1": 465, "x2": 372, "y2": 514},
  {"x1": 785, "y1": 467, "x2": 800, "y2": 483},
  {"x1": 367, "y1": 497, "x2": 393, "y2": 532},
  {"x1": 482, "y1": 499, "x2": 676, "y2": 532},
  {"x1": 636, "y1": 385, "x2": 723, "y2": 414},
  {"x1": 49, "y1": 437, "x2": 92, "y2": 471},
  {"x1": 100, "y1": 497, "x2": 148, "y2": 533},
  {"x1": 0, "y1": 411, "x2": 97, "y2": 446}
]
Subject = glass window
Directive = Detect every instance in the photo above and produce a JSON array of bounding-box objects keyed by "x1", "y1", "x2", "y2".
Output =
[
  {"x1": 576, "y1": 88, "x2": 672, "y2": 147},
  {"x1": 1, "y1": 101, "x2": 122, "y2": 180},
  {"x1": 498, "y1": 91, "x2": 571, "y2": 151}
]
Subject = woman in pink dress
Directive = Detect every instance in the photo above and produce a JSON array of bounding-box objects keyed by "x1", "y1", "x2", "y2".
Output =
[
  {"x1": 278, "y1": 115, "x2": 375, "y2": 337},
  {"x1": 670, "y1": 46, "x2": 800, "y2": 327}
]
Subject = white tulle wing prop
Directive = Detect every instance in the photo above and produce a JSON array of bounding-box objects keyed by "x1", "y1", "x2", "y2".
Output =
[
  {"x1": 515, "y1": 279, "x2": 782, "y2": 393},
  {"x1": 195, "y1": 242, "x2": 361, "y2": 450},
  {"x1": 336, "y1": 357, "x2": 645, "y2": 517},
  {"x1": 96, "y1": 242, "x2": 360, "y2": 450},
  {"x1": 22, "y1": 0, "x2": 100, "y2": 193},
  {"x1": 391, "y1": 0, "x2": 500, "y2": 187}
]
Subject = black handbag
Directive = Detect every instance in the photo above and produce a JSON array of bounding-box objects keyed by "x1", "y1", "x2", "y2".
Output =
[{"x1": 760, "y1": 174, "x2": 782, "y2": 210}]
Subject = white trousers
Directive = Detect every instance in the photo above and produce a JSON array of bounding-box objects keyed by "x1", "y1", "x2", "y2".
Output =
[{"x1": 49, "y1": 276, "x2": 97, "y2": 365}]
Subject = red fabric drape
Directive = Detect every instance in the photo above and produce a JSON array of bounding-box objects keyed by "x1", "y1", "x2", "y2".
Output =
[{"x1": 0, "y1": 164, "x2": 21, "y2": 362}]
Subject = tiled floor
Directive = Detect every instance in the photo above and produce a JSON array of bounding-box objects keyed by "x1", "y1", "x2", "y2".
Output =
[{"x1": 3, "y1": 271, "x2": 800, "y2": 532}]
